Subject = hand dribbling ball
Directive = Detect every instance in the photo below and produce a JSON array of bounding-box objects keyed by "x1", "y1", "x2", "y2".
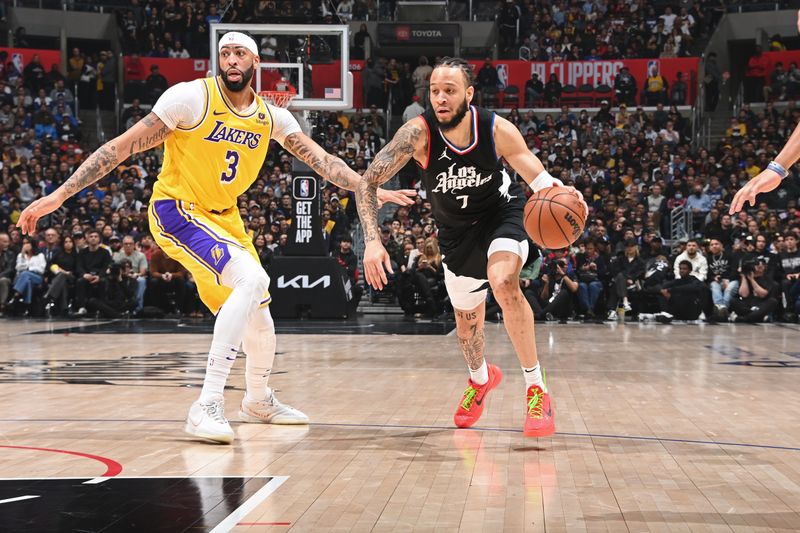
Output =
[{"x1": 524, "y1": 187, "x2": 587, "y2": 249}]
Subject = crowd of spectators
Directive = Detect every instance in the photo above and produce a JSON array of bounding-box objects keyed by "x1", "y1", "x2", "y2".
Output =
[{"x1": 3, "y1": 45, "x2": 800, "y2": 322}]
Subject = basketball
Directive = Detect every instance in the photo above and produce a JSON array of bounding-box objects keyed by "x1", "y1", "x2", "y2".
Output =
[{"x1": 524, "y1": 187, "x2": 587, "y2": 249}]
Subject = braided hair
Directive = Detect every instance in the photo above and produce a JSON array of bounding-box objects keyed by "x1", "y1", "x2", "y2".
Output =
[{"x1": 433, "y1": 57, "x2": 475, "y2": 88}]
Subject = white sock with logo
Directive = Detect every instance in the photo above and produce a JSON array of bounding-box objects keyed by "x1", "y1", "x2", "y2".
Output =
[
  {"x1": 199, "y1": 248, "x2": 269, "y2": 403},
  {"x1": 200, "y1": 341, "x2": 239, "y2": 403},
  {"x1": 469, "y1": 360, "x2": 489, "y2": 385},
  {"x1": 522, "y1": 363, "x2": 545, "y2": 391},
  {"x1": 242, "y1": 306, "x2": 277, "y2": 403}
]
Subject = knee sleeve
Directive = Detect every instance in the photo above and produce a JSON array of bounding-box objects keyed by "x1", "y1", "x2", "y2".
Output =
[{"x1": 221, "y1": 247, "x2": 270, "y2": 298}]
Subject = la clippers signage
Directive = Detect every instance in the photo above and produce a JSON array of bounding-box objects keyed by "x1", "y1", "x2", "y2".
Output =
[
  {"x1": 377, "y1": 24, "x2": 460, "y2": 45},
  {"x1": 467, "y1": 57, "x2": 700, "y2": 104},
  {"x1": 285, "y1": 174, "x2": 327, "y2": 256}
]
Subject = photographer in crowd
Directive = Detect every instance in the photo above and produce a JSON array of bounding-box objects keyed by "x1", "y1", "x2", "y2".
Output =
[{"x1": 730, "y1": 257, "x2": 779, "y2": 323}]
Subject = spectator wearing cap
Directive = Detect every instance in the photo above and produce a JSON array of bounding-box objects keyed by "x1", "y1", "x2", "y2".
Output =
[
  {"x1": 113, "y1": 235, "x2": 148, "y2": 314},
  {"x1": 706, "y1": 238, "x2": 738, "y2": 318},
  {"x1": 402, "y1": 95, "x2": 424, "y2": 123}
]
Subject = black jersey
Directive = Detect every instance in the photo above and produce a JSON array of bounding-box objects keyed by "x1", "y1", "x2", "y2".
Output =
[
  {"x1": 417, "y1": 105, "x2": 526, "y2": 234},
  {"x1": 416, "y1": 105, "x2": 529, "y2": 279}
]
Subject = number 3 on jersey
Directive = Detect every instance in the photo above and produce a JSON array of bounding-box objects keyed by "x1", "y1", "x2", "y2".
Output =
[{"x1": 220, "y1": 150, "x2": 239, "y2": 183}]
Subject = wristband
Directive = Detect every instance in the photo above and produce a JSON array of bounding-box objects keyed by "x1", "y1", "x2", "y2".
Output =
[
  {"x1": 531, "y1": 170, "x2": 564, "y2": 193},
  {"x1": 767, "y1": 161, "x2": 788, "y2": 179}
]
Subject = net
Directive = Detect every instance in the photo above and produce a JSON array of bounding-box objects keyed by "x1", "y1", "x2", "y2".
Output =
[{"x1": 259, "y1": 90, "x2": 297, "y2": 108}]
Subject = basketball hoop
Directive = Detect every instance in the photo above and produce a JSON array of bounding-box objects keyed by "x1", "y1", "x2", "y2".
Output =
[{"x1": 259, "y1": 90, "x2": 297, "y2": 109}]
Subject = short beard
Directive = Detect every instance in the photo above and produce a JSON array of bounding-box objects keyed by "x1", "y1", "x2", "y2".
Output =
[
  {"x1": 219, "y1": 65, "x2": 254, "y2": 92},
  {"x1": 434, "y1": 97, "x2": 469, "y2": 132}
]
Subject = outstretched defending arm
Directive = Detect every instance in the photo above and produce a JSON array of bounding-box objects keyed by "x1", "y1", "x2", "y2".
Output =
[
  {"x1": 729, "y1": 123, "x2": 800, "y2": 214},
  {"x1": 729, "y1": 8, "x2": 800, "y2": 214},
  {"x1": 281, "y1": 131, "x2": 415, "y2": 207},
  {"x1": 17, "y1": 112, "x2": 172, "y2": 235},
  {"x1": 357, "y1": 118, "x2": 427, "y2": 289}
]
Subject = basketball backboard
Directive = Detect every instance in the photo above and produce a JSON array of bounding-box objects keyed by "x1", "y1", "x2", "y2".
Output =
[{"x1": 209, "y1": 23, "x2": 353, "y2": 111}]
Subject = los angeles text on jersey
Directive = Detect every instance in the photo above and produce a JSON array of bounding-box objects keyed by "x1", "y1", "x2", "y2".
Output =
[
  {"x1": 203, "y1": 120, "x2": 262, "y2": 149},
  {"x1": 433, "y1": 163, "x2": 493, "y2": 194}
]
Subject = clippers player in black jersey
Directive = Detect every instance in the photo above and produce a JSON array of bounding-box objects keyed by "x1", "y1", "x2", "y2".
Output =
[{"x1": 357, "y1": 57, "x2": 585, "y2": 437}]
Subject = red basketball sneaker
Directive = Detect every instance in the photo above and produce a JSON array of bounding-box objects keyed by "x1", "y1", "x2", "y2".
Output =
[
  {"x1": 523, "y1": 383, "x2": 555, "y2": 437},
  {"x1": 453, "y1": 363, "x2": 503, "y2": 428}
]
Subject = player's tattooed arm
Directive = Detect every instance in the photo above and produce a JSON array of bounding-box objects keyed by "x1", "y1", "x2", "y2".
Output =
[
  {"x1": 59, "y1": 112, "x2": 171, "y2": 201},
  {"x1": 282, "y1": 132, "x2": 357, "y2": 191},
  {"x1": 357, "y1": 118, "x2": 427, "y2": 243},
  {"x1": 127, "y1": 112, "x2": 172, "y2": 156},
  {"x1": 16, "y1": 112, "x2": 174, "y2": 235}
]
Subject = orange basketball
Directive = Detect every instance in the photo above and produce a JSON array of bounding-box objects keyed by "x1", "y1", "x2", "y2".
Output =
[{"x1": 524, "y1": 187, "x2": 587, "y2": 249}]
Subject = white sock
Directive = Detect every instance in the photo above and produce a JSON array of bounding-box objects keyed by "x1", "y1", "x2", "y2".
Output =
[
  {"x1": 469, "y1": 360, "x2": 489, "y2": 385},
  {"x1": 242, "y1": 306, "x2": 277, "y2": 402},
  {"x1": 522, "y1": 363, "x2": 545, "y2": 391},
  {"x1": 199, "y1": 248, "x2": 270, "y2": 403},
  {"x1": 200, "y1": 340, "x2": 238, "y2": 402}
]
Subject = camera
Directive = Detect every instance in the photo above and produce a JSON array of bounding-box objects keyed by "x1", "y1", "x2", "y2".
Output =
[{"x1": 741, "y1": 259, "x2": 757, "y2": 275}]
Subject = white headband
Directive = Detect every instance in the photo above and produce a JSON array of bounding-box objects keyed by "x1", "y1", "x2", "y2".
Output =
[{"x1": 218, "y1": 32, "x2": 259, "y2": 57}]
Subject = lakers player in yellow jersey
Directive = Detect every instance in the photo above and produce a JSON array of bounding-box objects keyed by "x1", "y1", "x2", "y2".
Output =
[{"x1": 17, "y1": 32, "x2": 414, "y2": 444}]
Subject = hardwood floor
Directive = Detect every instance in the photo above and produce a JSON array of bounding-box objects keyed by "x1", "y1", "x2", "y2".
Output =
[{"x1": 1, "y1": 318, "x2": 799, "y2": 531}]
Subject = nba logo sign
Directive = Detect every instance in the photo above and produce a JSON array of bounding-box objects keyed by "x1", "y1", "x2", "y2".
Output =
[
  {"x1": 292, "y1": 176, "x2": 317, "y2": 200},
  {"x1": 496, "y1": 64, "x2": 509, "y2": 90}
]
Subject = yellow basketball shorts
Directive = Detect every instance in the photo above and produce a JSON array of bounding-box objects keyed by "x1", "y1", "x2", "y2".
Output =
[{"x1": 148, "y1": 198, "x2": 270, "y2": 314}]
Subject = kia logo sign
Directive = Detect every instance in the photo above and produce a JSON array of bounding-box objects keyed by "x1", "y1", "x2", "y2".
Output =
[
  {"x1": 396, "y1": 26, "x2": 410, "y2": 40},
  {"x1": 277, "y1": 275, "x2": 331, "y2": 289}
]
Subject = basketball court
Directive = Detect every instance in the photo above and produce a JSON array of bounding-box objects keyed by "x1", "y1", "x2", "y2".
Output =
[{"x1": 2, "y1": 318, "x2": 800, "y2": 531}]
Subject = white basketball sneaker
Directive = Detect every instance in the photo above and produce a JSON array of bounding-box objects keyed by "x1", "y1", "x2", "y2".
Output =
[
  {"x1": 239, "y1": 389, "x2": 309, "y2": 425},
  {"x1": 184, "y1": 395, "x2": 235, "y2": 444}
]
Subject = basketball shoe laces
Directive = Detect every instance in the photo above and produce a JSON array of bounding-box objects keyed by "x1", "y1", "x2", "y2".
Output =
[
  {"x1": 207, "y1": 398, "x2": 228, "y2": 424},
  {"x1": 527, "y1": 389, "x2": 543, "y2": 419},
  {"x1": 461, "y1": 386, "x2": 479, "y2": 411}
]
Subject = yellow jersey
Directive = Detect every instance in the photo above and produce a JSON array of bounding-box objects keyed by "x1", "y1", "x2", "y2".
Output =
[{"x1": 152, "y1": 76, "x2": 273, "y2": 212}]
